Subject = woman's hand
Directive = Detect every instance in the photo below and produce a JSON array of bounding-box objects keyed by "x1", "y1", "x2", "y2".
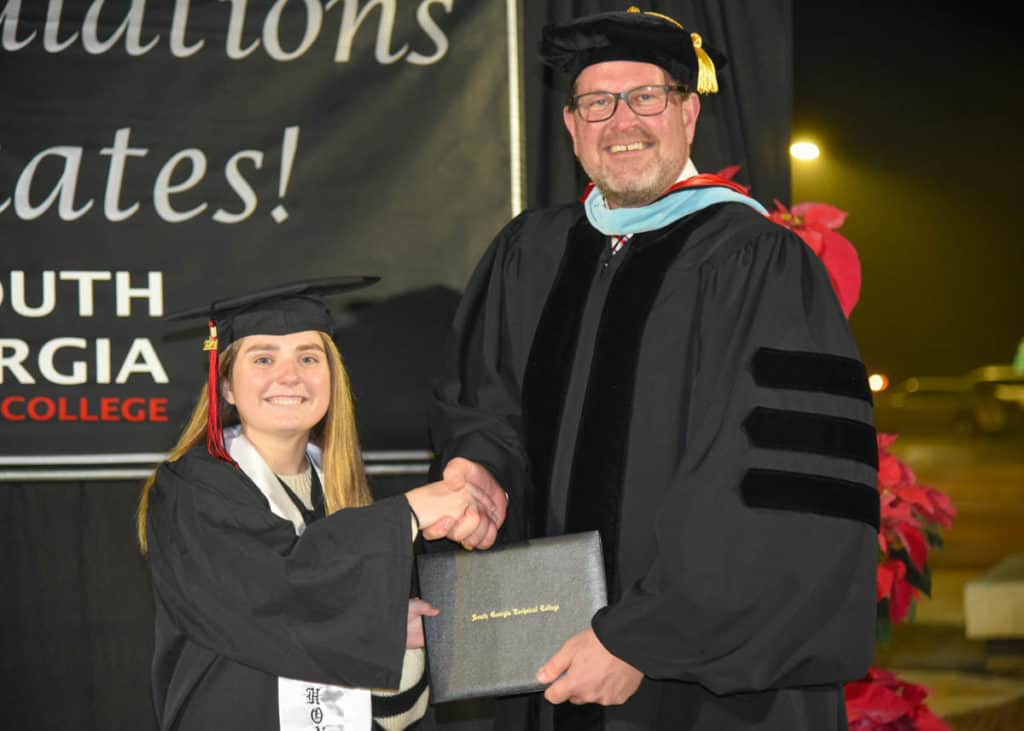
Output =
[{"x1": 406, "y1": 598, "x2": 439, "y2": 649}]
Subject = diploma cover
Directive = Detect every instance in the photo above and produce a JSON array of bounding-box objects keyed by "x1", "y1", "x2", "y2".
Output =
[{"x1": 416, "y1": 531, "x2": 607, "y2": 703}]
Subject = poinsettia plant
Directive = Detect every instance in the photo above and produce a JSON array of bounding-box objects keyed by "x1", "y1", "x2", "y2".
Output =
[
  {"x1": 843, "y1": 434, "x2": 957, "y2": 730},
  {"x1": 718, "y1": 166, "x2": 957, "y2": 730},
  {"x1": 766, "y1": 199, "x2": 861, "y2": 318},
  {"x1": 845, "y1": 667, "x2": 950, "y2": 731},
  {"x1": 875, "y1": 434, "x2": 956, "y2": 641}
]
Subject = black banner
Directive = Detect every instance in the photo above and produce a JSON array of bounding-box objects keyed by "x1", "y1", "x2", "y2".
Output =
[{"x1": 0, "y1": 0, "x2": 519, "y2": 469}]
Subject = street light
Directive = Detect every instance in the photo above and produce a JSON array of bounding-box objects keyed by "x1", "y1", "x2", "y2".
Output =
[{"x1": 790, "y1": 140, "x2": 820, "y2": 161}]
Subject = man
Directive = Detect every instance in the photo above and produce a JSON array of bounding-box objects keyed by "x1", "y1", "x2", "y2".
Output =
[{"x1": 431, "y1": 8, "x2": 878, "y2": 730}]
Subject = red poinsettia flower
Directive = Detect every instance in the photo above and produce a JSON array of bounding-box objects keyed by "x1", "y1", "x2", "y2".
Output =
[
  {"x1": 846, "y1": 668, "x2": 950, "y2": 731},
  {"x1": 877, "y1": 558, "x2": 904, "y2": 601},
  {"x1": 878, "y1": 458, "x2": 902, "y2": 487},
  {"x1": 881, "y1": 492, "x2": 916, "y2": 527},
  {"x1": 877, "y1": 433, "x2": 899, "y2": 451},
  {"x1": 877, "y1": 546, "x2": 920, "y2": 624},
  {"x1": 874, "y1": 433, "x2": 958, "y2": 635},
  {"x1": 768, "y1": 200, "x2": 862, "y2": 317},
  {"x1": 893, "y1": 485, "x2": 956, "y2": 530},
  {"x1": 895, "y1": 523, "x2": 929, "y2": 573},
  {"x1": 877, "y1": 435, "x2": 957, "y2": 562},
  {"x1": 888, "y1": 569, "x2": 920, "y2": 624}
]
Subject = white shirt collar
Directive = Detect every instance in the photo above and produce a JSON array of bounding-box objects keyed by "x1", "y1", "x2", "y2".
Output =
[{"x1": 676, "y1": 159, "x2": 699, "y2": 183}]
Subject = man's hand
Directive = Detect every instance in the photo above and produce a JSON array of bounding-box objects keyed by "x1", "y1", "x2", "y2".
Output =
[
  {"x1": 536, "y1": 629, "x2": 643, "y2": 706},
  {"x1": 406, "y1": 478, "x2": 479, "y2": 540},
  {"x1": 442, "y1": 458, "x2": 508, "y2": 549}
]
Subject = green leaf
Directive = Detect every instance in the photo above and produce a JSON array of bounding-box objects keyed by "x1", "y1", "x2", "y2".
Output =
[
  {"x1": 889, "y1": 546, "x2": 928, "y2": 591},
  {"x1": 919, "y1": 563, "x2": 932, "y2": 596},
  {"x1": 876, "y1": 615, "x2": 892, "y2": 645},
  {"x1": 876, "y1": 599, "x2": 892, "y2": 645},
  {"x1": 925, "y1": 529, "x2": 944, "y2": 549}
]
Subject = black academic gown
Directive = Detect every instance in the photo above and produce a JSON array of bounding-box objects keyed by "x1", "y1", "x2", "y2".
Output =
[
  {"x1": 146, "y1": 446, "x2": 417, "y2": 731},
  {"x1": 431, "y1": 200, "x2": 879, "y2": 731}
]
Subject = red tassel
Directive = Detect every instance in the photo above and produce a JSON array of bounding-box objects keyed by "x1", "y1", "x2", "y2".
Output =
[{"x1": 203, "y1": 321, "x2": 234, "y2": 464}]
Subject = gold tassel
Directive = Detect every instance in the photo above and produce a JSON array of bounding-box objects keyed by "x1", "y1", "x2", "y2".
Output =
[
  {"x1": 627, "y1": 9, "x2": 717, "y2": 93},
  {"x1": 690, "y1": 32, "x2": 719, "y2": 94},
  {"x1": 203, "y1": 322, "x2": 219, "y2": 352}
]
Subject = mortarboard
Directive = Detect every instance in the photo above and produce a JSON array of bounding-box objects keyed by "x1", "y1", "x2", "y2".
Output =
[
  {"x1": 540, "y1": 6, "x2": 726, "y2": 95},
  {"x1": 166, "y1": 275, "x2": 380, "y2": 351},
  {"x1": 166, "y1": 275, "x2": 380, "y2": 462}
]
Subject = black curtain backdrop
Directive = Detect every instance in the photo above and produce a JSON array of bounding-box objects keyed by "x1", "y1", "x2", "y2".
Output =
[{"x1": 1, "y1": 4, "x2": 792, "y2": 730}]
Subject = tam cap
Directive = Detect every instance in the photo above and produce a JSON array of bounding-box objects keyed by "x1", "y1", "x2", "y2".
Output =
[{"x1": 540, "y1": 6, "x2": 725, "y2": 94}]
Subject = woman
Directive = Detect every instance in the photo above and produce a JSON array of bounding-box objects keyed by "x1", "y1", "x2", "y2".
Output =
[{"x1": 137, "y1": 277, "x2": 492, "y2": 731}]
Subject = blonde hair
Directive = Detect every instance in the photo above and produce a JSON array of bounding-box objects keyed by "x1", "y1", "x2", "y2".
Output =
[{"x1": 137, "y1": 332, "x2": 371, "y2": 554}]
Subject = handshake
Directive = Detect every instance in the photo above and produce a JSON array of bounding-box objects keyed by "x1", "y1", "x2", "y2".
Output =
[{"x1": 404, "y1": 457, "x2": 508, "y2": 549}]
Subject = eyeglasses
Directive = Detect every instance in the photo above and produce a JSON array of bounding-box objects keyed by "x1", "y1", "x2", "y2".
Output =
[{"x1": 570, "y1": 84, "x2": 688, "y2": 123}]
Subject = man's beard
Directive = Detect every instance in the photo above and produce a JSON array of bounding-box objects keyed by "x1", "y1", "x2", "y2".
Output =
[{"x1": 588, "y1": 156, "x2": 679, "y2": 209}]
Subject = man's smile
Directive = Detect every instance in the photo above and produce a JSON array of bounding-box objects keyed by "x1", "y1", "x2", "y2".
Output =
[{"x1": 606, "y1": 141, "x2": 651, "y2": 154}]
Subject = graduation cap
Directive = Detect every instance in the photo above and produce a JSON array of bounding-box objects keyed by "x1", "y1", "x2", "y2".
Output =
[
  {"x1": 166, "y1": 275, "x2": 380, "y2": 462},
  {"x1": 166, "y1": 275, "x2": 380, "y2": 351},
  {"x1": 540, "y1": 6, "x2": 725, "y2": 95}
]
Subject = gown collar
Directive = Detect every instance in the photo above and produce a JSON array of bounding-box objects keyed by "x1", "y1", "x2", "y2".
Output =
[
  {"x1": 581, "y1": 162, "x2": 767, "y2": 236},
  {"x1": 223, "y1": 424, "x2": 325, "y2": 535}
]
